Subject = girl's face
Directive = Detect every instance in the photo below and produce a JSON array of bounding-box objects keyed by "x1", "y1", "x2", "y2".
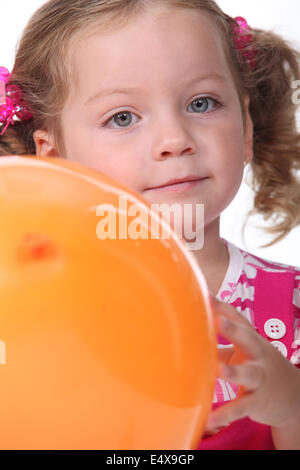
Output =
[{"x1": 35, "y1": 6, "x2": 253, "y2": 231}]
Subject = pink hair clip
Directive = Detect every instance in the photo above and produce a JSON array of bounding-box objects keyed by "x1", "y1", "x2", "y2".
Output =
[
  {"x1": 0, "y1": 66, "x2": 33, "y2": 136},
  {"x1": 231, "y1": 17, "x2": 257, "y2": 70}
]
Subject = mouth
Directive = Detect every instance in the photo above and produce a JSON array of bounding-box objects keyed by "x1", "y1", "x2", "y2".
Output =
[{"x1": 144, "y1": 176, "x2": 209, "y2": 193}]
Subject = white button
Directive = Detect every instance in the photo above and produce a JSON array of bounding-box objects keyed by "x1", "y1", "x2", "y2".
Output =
[
  {"x1": 271, "y1": 341, "x2": 288, "y2": 358},
  {"x1": 264, "y1": 318, "x2": 286, "y2": 340},
  {"x1": 291, "y1": 350, "x2": 300, "y2": 366}
]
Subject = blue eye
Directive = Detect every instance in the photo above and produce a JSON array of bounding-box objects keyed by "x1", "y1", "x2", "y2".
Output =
[
  {"x1": 188, "y1": 97, "x2": 219, "y2": 113},
  {"x1": 105, "y1": 111, "x2": 138, "y2": 129},
  {"x1": 104, "y1": 97, "x2": 220, "y2": 129}
]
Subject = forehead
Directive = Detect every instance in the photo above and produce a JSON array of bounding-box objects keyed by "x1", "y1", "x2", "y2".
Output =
[{"x1": 67, "y1": 7, "x2": 232, "y2": 98}]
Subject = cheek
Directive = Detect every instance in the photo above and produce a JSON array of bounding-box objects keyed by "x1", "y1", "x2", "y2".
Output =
[
  {"x1": 203, "y1": 115, "x2": 245, "y2": 205},
  {"x1": 62, "y1": 123, "x2": 143, "y2": 192},
  {"x1": 221, "y1": 110, "x2": 245, "y2": 151},
  {"x1": 214, "y1": 126, "x2": 244, "y2": 195},
  {"x1": 207, "y1": 114, "x2": 245, "y2": 172}
]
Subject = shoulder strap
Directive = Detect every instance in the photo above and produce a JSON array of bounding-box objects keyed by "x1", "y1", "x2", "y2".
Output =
[{"x1": 254, "y1": 269, "x2": 295, "y2": 360}]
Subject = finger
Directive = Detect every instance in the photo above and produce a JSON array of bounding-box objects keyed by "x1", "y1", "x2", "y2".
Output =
[
  {"x1": 210, "y1": 297, "x2": 250, "y2": 327},
  {"x1": 220, "y1": 362, "x2": 265, "y2": 391},
  {"x1": 206, "y1": 394, "x2": 252, "y2": 431},
  {"x1": 218, "y1": 315, "x2": 264, "y2": 360},
  {"x1": 217, "y1": 347, "x2": 236, "y2": 377},
  {"x1": 218, "y1": 345, "x2": 235, "y2": 364}
]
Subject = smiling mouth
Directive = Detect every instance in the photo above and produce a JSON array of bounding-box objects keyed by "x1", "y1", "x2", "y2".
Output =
[{"x1": 145, "y1": 178, "x2": 208, "y2": 193}]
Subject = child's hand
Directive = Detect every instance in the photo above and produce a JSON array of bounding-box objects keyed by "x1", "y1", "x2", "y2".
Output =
[{"x1": 206, "y1": 297, "x2": 300, "y2": 435}]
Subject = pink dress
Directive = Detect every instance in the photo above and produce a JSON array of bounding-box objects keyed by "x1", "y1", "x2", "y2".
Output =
[{"x1": 197, "y1": 241, "x2": 300, "y2": 450}]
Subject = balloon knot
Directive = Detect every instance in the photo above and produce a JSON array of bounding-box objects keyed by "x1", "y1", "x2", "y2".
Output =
[{"x1": 18, "y1": 233, "x2": 56, "y2": 261}]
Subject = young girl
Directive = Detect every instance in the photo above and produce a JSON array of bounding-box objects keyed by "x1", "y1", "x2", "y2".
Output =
[{"x1": 1, "y1": 0, "x2": 300, "y2": 450}]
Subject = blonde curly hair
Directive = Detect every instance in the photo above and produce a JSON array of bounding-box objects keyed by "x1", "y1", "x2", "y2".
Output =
[{"x1": 1, "y1": 0, "x2": 300, "y2": 244}]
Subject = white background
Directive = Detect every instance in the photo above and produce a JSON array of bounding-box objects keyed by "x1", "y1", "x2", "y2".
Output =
[{"x1": 1, "y1": 0, "x2": 299, "y2": 266}]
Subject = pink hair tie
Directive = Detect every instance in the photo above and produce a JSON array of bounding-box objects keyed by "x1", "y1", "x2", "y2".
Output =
[
  {"x1": 231, "y1": 17, "x2": 257, "y2": 70},
  {"x1": 0, "y1": 66, "x2": 33, "y2": 136}
]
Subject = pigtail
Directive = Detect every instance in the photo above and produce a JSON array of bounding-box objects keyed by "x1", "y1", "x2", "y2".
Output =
[
  {"x1": 240, "y1": 27, "x2": 300, "y2": 244},
  {"x1": 0, "y1": 69, "x2": 36, "y2": 156},
  {"x1": 0, "y1": 120, "x2": 36, "y2": 156}
]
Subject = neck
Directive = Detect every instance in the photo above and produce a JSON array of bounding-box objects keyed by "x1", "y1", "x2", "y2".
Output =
[{"x1": 189, "y1": 219, "x2": 229, "y2": 297}]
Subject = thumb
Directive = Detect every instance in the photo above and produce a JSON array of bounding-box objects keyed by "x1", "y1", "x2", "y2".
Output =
[{"x1": 206, "y1": 395, "x2": 251, "y2": 431}]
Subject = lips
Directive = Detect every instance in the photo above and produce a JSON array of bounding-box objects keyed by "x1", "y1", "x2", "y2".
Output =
[{"x1": 145, "y1": 175, "x2": 204, "y2": 190}]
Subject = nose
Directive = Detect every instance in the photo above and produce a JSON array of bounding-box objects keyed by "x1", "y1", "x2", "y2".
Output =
[{"x1": 152, "y1": 114, "x2": 196, "y2": 161}]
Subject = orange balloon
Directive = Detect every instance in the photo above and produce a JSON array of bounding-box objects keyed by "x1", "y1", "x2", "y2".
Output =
[{"x1": 0, "y1": 155, "x2": 217, "y2": 450}]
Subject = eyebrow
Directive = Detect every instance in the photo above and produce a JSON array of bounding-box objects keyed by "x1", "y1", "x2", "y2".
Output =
[{"x1": 85, "y1": 72, "x2": 227, "y2": 105}]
